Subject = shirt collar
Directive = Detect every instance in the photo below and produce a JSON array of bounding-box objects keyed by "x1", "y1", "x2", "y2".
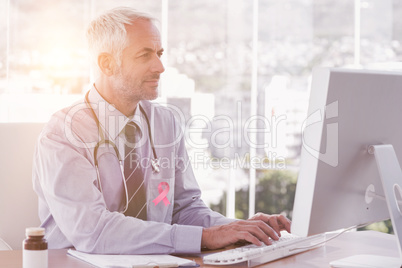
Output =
[{"x1": 87, "y1": 85, "x2": 144, "y2": 141}]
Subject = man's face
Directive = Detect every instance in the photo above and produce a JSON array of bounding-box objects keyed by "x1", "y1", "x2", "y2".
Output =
[{"x1": 112, "y1": 19, "x2": 165, "y2": 103}]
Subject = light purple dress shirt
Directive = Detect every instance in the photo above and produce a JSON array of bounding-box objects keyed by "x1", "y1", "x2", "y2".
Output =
[{"x1": 32, "y1": 87, "x2": 235, "y2": 254}]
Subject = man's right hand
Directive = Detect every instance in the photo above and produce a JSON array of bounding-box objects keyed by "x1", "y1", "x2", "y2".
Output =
[{"x1": 201, "y1": 216, "x2": 288, "y2": 250}]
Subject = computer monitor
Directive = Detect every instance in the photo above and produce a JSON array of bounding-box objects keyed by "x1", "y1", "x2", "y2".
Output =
[{"x1": 291, "y1": 67, "x2": 402, "y2": 265}]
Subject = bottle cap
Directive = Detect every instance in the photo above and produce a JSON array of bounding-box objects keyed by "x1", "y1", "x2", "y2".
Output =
[{"x1": 25, "y1": 227, "x2": 45, "y2": 237}]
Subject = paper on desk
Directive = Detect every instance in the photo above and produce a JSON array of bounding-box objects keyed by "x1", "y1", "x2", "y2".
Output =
[{"x1": 67, "y1": 249, "x2": 197, "y2": 268}]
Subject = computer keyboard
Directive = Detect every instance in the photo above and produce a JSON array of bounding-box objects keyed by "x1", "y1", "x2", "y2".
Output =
[{"x1": 203, "y1": 232, "x2": 326, "y2": 267}]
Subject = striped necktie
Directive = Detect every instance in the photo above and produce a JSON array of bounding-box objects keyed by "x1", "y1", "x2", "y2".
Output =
[{"x1": 123, "y1": 122, "x2": 147, "y2": 220}]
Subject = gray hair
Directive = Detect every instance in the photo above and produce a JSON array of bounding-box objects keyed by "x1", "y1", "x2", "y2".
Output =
[{"x1": 86, "y1": 7, "x2": 156, "y2": 73}]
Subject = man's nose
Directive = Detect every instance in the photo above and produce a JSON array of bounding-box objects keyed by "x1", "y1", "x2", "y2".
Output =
[{"x1": 151, "y1": 56, "x2": 165, "y2": 74}]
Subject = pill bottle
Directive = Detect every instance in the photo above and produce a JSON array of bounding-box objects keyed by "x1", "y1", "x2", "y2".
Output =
[{"x1": 22, "y1": 227, "x2": 48, "y2": 268}]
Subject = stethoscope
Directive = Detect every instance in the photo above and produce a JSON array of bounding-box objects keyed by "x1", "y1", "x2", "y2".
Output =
[{"x1": 85, "y1": 91, "x2": 160, "y2": 213}]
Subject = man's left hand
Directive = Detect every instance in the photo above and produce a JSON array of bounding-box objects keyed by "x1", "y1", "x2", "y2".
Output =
[{"x1": 248, "y1": 213, "x2": 291, "y2": 236}]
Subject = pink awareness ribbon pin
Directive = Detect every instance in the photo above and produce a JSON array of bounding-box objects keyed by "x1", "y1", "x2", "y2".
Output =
[{"x1": 152, "y1": 182, "x2": 171, "y2": 206}]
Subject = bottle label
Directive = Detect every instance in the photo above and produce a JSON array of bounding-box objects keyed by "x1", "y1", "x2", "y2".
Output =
[{"x1": 23, "y1": 249, "x2": 48, "y2": 268}]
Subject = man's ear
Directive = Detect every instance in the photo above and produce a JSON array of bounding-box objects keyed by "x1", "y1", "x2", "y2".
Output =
[{"x1": 97, "y1": 53, "x2": 117, "y2": 76}]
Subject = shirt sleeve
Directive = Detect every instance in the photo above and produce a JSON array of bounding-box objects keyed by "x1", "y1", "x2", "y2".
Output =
[
  {"x1": 33, "y1": 118, "x2": 203, "y2": 255},
  {"x1": 170, "y1": 115, "x2": 237, "y2": 228}
]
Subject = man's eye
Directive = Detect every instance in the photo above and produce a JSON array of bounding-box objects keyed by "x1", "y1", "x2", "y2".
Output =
[{"x1": 157, "y1": 51, "x2": 163, "y2": 58}]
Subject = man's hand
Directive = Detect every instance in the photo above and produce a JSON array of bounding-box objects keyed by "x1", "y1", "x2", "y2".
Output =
[
  {"x1": 201, "y1": 213, "x2": 291, "y2": 250},
  {"x1": 249, "y1": 213, "x2": 291, "y2": 237}
]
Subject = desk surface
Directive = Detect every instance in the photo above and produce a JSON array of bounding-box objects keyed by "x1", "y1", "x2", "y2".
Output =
[{"x1": 0, "y1": 231, "x2": 399, "y2": 268}]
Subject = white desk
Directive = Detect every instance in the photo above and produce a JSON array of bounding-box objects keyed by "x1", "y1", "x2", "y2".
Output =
[{"x1": 0, "y1": 231, "x2": 399, "y2": 267}]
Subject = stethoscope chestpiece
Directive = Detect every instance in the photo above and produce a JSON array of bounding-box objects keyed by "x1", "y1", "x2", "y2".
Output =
[{"x1": 151, "y1": 158, "x2": 160, "y2": 173}]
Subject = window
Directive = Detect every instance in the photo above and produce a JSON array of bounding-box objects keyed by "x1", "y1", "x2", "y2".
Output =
[{"x1": 2, "y1": 0, "x2": 402, "y2": 222}]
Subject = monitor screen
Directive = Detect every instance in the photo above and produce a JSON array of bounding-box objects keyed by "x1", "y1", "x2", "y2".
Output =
[{"x1": 291, "y1": 67, "x2": 402, "y2": 237}]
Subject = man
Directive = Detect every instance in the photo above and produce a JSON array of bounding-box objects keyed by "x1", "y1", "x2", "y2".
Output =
[{"x1": 33, "y1": 7, "x2": 291, "y2": 254}]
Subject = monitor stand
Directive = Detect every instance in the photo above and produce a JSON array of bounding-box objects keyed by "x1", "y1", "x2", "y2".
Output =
[{"x1": 331, "y1": 144, "x2": 402, "y2": 268}]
